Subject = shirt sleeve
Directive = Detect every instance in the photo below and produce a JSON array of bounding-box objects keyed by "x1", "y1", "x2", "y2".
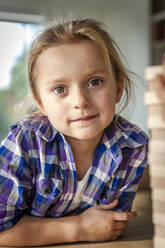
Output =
[
  {"x1": 0, "y1": 124, "x2": 33, "y2": 232},
  {"x1": 114, "y1": 143, "x2": 148, "y2": 211}
]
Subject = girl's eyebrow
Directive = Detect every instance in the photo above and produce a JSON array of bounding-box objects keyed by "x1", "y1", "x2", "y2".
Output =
[
  {"x1": 45, "y1": 68, "x2": 108, "y2": 86},
  {"x1": 86, "y1": 68, "x2": 108, "y2": 76},
  {"x1": 46, "y1": 79, "x2": 65, "y2": 86}
]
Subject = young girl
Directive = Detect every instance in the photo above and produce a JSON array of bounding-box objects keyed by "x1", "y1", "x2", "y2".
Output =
[{"x1": 0, "y1": 18, "x2": 148, "y2": 246}]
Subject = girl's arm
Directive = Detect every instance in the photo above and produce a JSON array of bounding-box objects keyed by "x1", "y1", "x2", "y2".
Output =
[
  {"x1": 0, "y1": 199, "x2": 136, "y2": 246},
  {"x1": 0, "y1": 214, "x2": 81, "y2": 246}
]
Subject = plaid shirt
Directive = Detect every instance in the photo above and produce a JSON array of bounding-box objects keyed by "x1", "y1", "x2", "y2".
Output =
[{"x1": 0, "y1": 115, "x2": 148, "y2": 232}]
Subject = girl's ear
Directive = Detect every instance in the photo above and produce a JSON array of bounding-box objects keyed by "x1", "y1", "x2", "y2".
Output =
[
  {"x1": 115, "y1": 81, "x2": 123, "y2": 103},
  {"x1": 32, "y1": 94, "x2": 47, "y2": 116}
]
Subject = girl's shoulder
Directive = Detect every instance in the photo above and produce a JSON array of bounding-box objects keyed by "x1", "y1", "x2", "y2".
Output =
[
  {"x1": 115, "y1": 115, "x2": 148, "y2": 147},
  {"x1": 105, "y1": 115, "x2": 148, "y2": 149},
  {"x1": 8, "y1": 115, "x2": 46, "y2": 134},
  {"x1": 8, "y1": 115, "x2": 58, "y2": 142}
]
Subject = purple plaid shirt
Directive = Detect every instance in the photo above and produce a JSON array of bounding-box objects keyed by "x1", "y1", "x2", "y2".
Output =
[{"x1": 0, "y1": 115, "x2": 148, "y2": 232}]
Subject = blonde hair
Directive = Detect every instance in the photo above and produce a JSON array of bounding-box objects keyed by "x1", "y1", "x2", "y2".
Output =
[{"x1": 27, "y1": 18, "x2": 133, "y2": 115}]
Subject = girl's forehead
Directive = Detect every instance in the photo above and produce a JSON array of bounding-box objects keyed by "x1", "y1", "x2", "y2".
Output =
[
  {"x1": 35, "y1": 41, "x2": 115, "y2": 84},
  {"x1": 39, "y1": 39, "x2": 103, "y2": 56},
  {"x1": 37, "y1": 40, "x2": 111, "y2": 70}
]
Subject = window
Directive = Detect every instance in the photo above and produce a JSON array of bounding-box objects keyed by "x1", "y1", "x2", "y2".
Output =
[{"x1": 0, "y1": 20, "x2": 43, "y2": 140}]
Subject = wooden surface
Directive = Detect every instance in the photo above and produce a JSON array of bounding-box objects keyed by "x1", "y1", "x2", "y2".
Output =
[{"x1": 40, "y1": 214, "x2": 153, "y2": 248}]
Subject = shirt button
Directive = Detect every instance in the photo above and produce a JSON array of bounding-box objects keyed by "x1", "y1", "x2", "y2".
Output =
[
  {"x1": 101, "y1": 194, "x2": 107, "y2": 201},
  {"x1": 101, "y1": 196, "x2": 107, "y2": 201},
  {"x1": 100, "y1": 194, "x2": 108, "y2": 204},
  {"x1": 44, "y1": 186, "x2": 52, "y2": 194}
]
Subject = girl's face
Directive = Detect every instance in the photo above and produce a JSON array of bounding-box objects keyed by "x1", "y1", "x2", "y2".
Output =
[{"x1": 35, "y1": 41, "x2": 122, "y2": 143}]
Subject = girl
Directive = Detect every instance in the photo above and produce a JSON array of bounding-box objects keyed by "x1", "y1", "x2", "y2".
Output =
[{"x1": 0, "y1": 18, "x2": 148, "y2": 246}]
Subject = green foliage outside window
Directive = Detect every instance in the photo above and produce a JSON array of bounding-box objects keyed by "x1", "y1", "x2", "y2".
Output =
[{"x1": 0, "y1": 49, "x2": 28, "y2": 141}]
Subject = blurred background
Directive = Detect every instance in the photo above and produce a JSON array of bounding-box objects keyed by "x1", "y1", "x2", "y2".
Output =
[{"x1": 0, "y1": 0, "x2": 164, "y2": 141}]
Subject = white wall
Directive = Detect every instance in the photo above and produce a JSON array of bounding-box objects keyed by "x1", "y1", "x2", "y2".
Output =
[
  {"x1": 0, "y1": 0, "x2": 150, "y2": 133},
  {"x1": 102, "y1": 0, "x2": 151, "y2": 134}
]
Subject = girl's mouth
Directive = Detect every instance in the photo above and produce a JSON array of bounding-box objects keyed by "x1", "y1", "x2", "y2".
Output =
[{"x1": 71, "y1": 114, "x2": 98, "y2": 122}]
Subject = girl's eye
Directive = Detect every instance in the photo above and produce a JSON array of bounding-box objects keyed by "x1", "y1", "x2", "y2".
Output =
[
  {"x1": 87, "y1": 78, "x2": 103, "y2": 88},
  {"x1": 53, "y1": 86, "x2": 68, "y2": 95}
]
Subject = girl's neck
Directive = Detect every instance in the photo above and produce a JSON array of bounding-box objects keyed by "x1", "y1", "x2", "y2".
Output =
[
  {"x1": 65, "y1": 133, "x2": 103, "y2": 180},
  {"x1": 65, "y1": 133, "x2": 102, "y2": 156}
]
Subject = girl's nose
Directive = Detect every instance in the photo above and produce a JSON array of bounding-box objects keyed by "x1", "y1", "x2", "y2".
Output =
[{"x1": 72, "y1": 87, "x2": 90, "y2": 109}]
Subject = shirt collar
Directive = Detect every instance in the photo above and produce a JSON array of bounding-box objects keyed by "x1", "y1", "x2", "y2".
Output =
[
  {"x1": 33, "y1": 116, "x2": 58, "y2": 142},
  {"x1": 101, "y1": 115, "x2": 148, "y2": 163},
  {"x1": 35, "y1": 117, "x2": 71, "y2": 144}
]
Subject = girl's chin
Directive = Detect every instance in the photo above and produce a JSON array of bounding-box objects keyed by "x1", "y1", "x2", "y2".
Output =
[{"x1": 66, "y1": 131, "x2": 103, "y2": 142}]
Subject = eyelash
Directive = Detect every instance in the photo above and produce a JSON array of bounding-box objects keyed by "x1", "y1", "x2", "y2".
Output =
[{"x1": 51, "y1": 78, "x2": 104, "y2": 95}]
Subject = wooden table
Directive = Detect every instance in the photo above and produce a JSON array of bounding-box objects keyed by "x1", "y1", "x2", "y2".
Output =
[{"x1": 41, "y1": 214, "x2": 153, "y2": 248}]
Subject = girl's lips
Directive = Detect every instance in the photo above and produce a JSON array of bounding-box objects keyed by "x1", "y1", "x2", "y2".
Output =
[{"x1": 71, "y1": 114, "x2": 98, "y2": 122}]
